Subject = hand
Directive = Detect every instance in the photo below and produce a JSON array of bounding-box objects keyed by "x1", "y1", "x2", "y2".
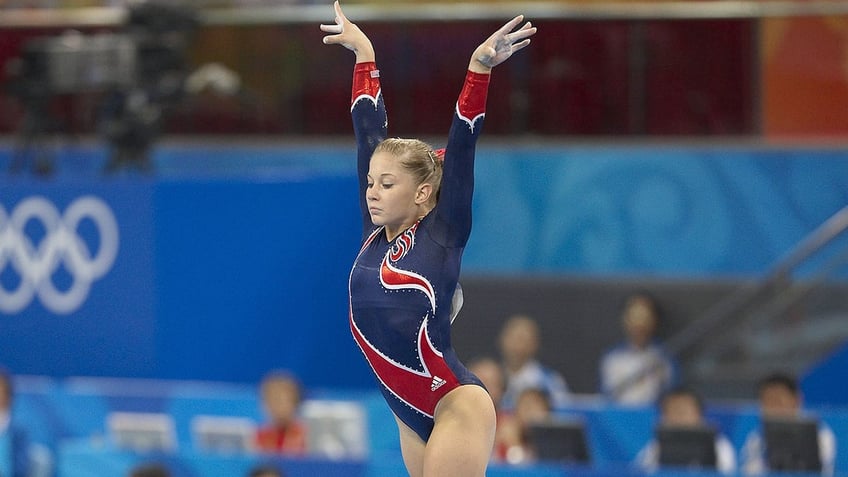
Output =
[
  {"x1": 320, "y1": 1, "x2": 375, "y2": 63},
  {"x1": 470, "y1": 15, "x2": 537, "y2": 73}
]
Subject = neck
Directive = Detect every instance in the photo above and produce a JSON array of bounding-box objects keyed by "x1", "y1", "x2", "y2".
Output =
[
  {"x1": 385, "y1": 224, "x2": 409, "y2": 242},
  {"x1": 385, "y1": 207, "x2": 431, "y2": 241}
]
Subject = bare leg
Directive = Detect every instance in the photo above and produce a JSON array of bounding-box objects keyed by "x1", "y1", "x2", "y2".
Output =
[
  {"x1": 423, "y1": 385, "x2": 496, "y2": 477},
  {"x1": 395, "y1": 415, "x2": 426, "y2": 477}
]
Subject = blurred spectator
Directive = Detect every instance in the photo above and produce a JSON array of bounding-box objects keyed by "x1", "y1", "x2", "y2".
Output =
[
  {"x1": 498, "y1": 315, "x2": 570, "y2": 411},
  {"x1": 599, "y1": 292, "x2": 675, "y2": 405},
  {"x1": 467, "y1": 356, "x2": 511, "y2": 463},
  {"x1": 247, "y1": 464, "x2": 285, "y2": 477},
  {"x1": 128, "y1": 462, "x2": 171, "y2": 477},
  {"x1": 255, "y1": 371, "x2": 307, "y2": 455},
  {"x1": 0, "y1": 367, "x2": 53, "y2": 477},
  {"x1": 741, "y1": 372, "x2": 836, "y2": 476},
  {"x1": 0, "y1": 367, "x2": 30, "y2": 477},
  {"x1": 467, "y1": 357, "x2": 505, "y2": 410},
  {"x1": 635, "y1": 386, "x2": 736, "y2": 474},
  {"x1": 496, "y1": 387, "x2": 555, "y2": 465}
]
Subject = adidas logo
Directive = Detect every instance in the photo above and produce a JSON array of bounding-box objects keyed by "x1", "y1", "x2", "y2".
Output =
[{"x1": 430, "y1": 375, "x2": 447, "y2": 392}]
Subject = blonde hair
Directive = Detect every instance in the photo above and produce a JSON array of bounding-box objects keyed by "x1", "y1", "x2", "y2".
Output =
[{"x1": 374, "y1": 138, "x2": 443, "y2": 206}]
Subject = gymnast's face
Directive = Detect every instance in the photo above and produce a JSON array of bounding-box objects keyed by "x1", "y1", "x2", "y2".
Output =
[{"x1": 366, "y1": 151, "x2": 430, "y2": 232}]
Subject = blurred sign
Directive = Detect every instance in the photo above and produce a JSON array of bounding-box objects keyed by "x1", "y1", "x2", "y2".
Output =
[
  {"x1": 0, "y1": 195, "x2": 119, "y2": 314},
  {"x1": 0, "y1": 182, "x2": 156, "y2": 378}
]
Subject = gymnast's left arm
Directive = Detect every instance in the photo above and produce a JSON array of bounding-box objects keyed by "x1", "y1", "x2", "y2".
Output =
[{"x1": 436, "y1": 16, "x2": 537, "y2": 244}]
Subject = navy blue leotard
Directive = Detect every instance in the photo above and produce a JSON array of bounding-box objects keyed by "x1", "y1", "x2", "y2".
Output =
[{"x1": 348, "y1": 62, "x2": 489, "y2": 442}]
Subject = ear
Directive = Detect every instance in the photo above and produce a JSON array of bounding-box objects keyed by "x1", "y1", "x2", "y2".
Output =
[{"x1": 415, "y1": 182, "x2": 433, "y2": 205}]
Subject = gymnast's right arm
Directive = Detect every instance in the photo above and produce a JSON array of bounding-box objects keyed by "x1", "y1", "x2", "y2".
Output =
[{"x1": 320, "y1": 1, "x2": 387, "y2": 232}]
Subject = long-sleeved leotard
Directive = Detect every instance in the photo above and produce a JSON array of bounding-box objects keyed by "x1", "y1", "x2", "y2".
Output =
[{"x1": 348, "y1": 61, "x2": 489, "y2": 442}]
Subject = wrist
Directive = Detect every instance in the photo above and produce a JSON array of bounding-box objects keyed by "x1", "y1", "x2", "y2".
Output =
[
  {"x1": 468, "y1": 46, "x2": 493, "y2": 74},
  {"x1": 354, "y1": 42, "x2": 376, "y2": 64},
  {"x1": 468, "y1": 59, "x2": 492, "y2": 74}
]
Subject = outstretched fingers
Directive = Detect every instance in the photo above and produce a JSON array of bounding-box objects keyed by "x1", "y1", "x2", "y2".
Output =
[
  {"x1": 507, "y1": 22, "x2": 536, "y2": 44},
  {"x1": 320, "y1": 22, "x2": 342, "y2": 34},
  {"x1": 472, "y1": 15, "x2": 537, "y2": 70},
  {"x1": 320, "y1": 1, "x2": 347, "y2": 44},
  {"x1": 501, "y1": 21, "x2": 536, "y2": 58},
  {"x1": 496, "y1": 15, "x2": 526, "y2": 38},
  {"x1": 510, "y1": 38, "x2": 532, "y2": 54},
  {"x1": 332, "y1": 0, "x2": 351, "y2": 26},
  {"x1": 507, "y1": 23, "x2": 535, "y2": 53},
  {"x1": 319, "y1": 1, "x2": 375, "y2": 61}
]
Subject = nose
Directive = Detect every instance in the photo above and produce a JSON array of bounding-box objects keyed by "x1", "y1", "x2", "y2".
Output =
[{"x1": 366, "y1": 187, "x2": 378, "y2": 202}]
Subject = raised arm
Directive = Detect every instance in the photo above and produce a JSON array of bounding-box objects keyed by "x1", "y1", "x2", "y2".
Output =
[
  {"x1": 436, "y1": 16, "x2": 537, "y2": 245},
  {"x1": 321, "y1": 1, "x2": 387, "y2": 233}
]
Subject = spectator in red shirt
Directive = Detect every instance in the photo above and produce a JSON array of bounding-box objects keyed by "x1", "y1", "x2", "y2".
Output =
[{"x1": 255, "y1": 371, "x2": 307, "y2": 454}]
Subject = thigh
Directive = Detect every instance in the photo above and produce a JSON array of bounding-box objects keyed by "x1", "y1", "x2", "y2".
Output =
[
  {"x1": 395, "y1": 414, "x2": 426, "y2": 477},
  {"x1": 424, "y1": 384, "x2": 496, "y2": 477}
]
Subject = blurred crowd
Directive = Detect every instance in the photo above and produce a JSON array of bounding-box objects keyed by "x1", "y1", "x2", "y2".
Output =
[
  {"x1": 1, "y1": 292, "x2": 839, "y2": 476},
  {"x1": 464, "y1": 293, "x2": 838, "y2": 474}
]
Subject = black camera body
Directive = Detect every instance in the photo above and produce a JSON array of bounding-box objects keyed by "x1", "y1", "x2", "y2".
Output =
[{"x1": 7, "y1": 2, "x2": 197, "y2": 173}]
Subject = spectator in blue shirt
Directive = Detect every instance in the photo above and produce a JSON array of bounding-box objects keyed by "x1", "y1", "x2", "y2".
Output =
[{"x1": 498, "y1": 315, "x2": 570, "y2": 411}]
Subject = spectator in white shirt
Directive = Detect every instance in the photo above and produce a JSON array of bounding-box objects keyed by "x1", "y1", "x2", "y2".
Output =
[
  {"x1": 636, "y1": 386, "x2": 736, "y2": 474},
  {"x1": 741, "y1": 372, "x2": 836, "y2": 476},
  {"x1": 600, "y1": 292, "x2": 675, "y2": 405}
]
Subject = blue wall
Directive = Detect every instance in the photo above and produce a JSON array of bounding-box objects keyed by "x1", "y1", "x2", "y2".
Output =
[
  {"x1": 1, "y1": 143, "x2": 847, "y2": 386},
  {"x1": 465, "y1": 145, "x2": 848, "y2": 275},
  {"x1": 804, "y1": 342, "x2": 848, "y2": 407}
]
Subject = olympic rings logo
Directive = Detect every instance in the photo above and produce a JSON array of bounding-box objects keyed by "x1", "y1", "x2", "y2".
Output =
[{"x1": 0, "y1": 196, "x2": 119, "y2": 315}]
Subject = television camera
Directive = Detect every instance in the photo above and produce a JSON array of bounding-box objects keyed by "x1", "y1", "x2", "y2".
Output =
[{"x1": 6, "y1": 2, "x2": 198, "y2": 173}]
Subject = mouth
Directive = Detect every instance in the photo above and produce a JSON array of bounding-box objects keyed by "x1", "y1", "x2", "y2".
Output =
[{"x1": 368, "y1": 207, "x2": 381, "y2": 215}]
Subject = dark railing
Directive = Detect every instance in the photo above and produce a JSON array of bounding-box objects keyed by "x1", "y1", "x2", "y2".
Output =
[
  {"x1": 668, "y1": 205, "x2": 848, "y2": 354},
  {"x1": 610, "y1": 205, "x2": 848, "y2": 400}
]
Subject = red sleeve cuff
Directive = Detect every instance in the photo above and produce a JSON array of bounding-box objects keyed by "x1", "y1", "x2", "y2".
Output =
[
  {"x1": 456, "y1": 70, "x2": 490, "y2": 120},
  {"x1": 352, "y1": 62, "x2": 381, "y2": 105}
]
